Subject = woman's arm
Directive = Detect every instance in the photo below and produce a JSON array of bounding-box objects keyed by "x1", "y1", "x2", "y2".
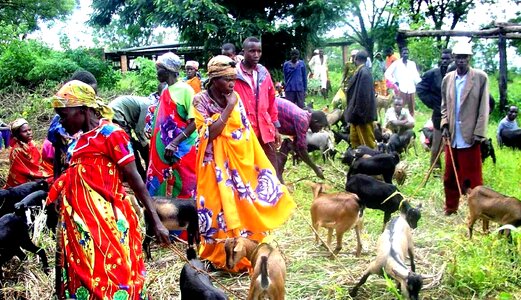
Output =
[
  {"x1": 164, "y1": 121, "x2": 196, "y2": 160},
  {"x1": 120, "y1": 162, "x2": 170, "y2": 245},
  {"x1": 207, "y1": 93, "x2": 238, "y2": 142}
]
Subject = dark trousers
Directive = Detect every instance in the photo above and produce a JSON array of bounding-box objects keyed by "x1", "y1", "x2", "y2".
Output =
[
  {"x1": 443, "y1": 143, "x2": 483, "y2": 213},
  {"x1": 430, "y1": 128, "x2": 442, "y2": 169},
  {"x1": 400, "y1": 91, "x2": 415, "y2": 116},
  {"x1": 260, "y1": 138, "x2": 281, "y2": 181},
  {"x1": 285, "y1": 91, "x2": 306, "y2": 109}
]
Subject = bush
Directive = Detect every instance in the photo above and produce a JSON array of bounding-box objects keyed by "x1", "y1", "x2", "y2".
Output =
[
  {"x1": 113, "y1": 57, "x2": 158, "y2": 96},
  {"x1": 27, "y1": 54, "x2": 79, "y2": 86},
  {"x1": 0, "y1": 40, "x2": 48, "y2": 88}
]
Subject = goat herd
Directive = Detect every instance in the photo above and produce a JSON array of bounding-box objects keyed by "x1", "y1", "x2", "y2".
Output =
[{"x1": 1, "y1": 124, "x2": 520, "y2": 299}]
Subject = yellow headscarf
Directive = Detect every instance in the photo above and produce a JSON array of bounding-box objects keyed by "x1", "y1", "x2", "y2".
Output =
[
  {"x1": 51, "y1": 80, "x2": 114, "y2": 120},
  {"x1": 207, "y1": 55, "x2": 237, "y2": 79}
]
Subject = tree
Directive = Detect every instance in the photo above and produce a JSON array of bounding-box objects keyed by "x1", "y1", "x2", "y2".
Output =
[
  {"x1": 89, "y1": 0, "x2": 349, "y2": 69},
  {"x1": 0, "y1": 0, "x2": 75, "y2": 35},
  {"x1": 341, "y1": 0, "x2": 401, "y2": 58}
]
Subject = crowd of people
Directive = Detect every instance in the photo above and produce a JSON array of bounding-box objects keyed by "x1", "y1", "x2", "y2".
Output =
[{"x1": 2, "y1": 35, "x2": 520, "y2": 299}]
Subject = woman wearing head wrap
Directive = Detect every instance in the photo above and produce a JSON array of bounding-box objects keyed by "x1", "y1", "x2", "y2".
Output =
[
  {"x1": 146, "y1": 52, "x2": 197, "y2": 202},
  {"x1": 4, "y1": 118, "x2": 53, "y2": 188},
  {"x1": 193, "y1": 55, "x2": 295, "y2": 272},
  {"x1": 46, "y1": 80, "x2": 170, "y2": 300},
  {"x1": 184, "y1": 60, "x2": 202, "y2": 94}
]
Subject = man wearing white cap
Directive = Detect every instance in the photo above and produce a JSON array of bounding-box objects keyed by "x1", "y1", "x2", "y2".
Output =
[
  {"x1": 308, "y1": 48, "x2": 329, "y2": 99},
  {"x1": 440, "y1": 41, "x2": 489, "y2": 216}
]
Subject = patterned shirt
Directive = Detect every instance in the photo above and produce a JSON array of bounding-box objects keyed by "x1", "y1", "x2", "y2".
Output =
[{"x1": 276, "y1": 98, "x2": 311, "y2": 150}]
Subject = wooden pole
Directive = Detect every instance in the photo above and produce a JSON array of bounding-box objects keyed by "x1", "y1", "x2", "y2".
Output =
[
  {"x1": 120, "y1": 54, "x2": 128, "y2": 73},
  {"x1": 498, "y1": 29, "x2": 508, "y2": 113}
]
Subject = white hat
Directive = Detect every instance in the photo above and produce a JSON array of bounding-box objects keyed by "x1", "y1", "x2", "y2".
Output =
[
  {"x1": 313, "y1": 49, "x2": 319, "y2": 54},
  {"x1": 350, "y1": 49, "x2": 359, "y2": 56},
  {"x1": 452, "y1": 42, "x2": 473, "y2": 55}
]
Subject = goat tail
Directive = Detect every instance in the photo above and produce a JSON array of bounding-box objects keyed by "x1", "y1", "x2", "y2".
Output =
[
  {"x1": 260, "y1": 256, "x2": 270, "y2": 289},
  {"x1": 462, "y1": 179, "x2": 472, "y2": 195}
]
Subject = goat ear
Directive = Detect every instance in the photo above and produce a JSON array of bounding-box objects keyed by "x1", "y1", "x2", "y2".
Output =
[{"x1": 233, "y1": 242, "x2": 244, "y2": 253}]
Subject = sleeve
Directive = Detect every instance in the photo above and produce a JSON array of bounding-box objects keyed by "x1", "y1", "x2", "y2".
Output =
[
  {"x1": 384, "y1": 108, "x2": 395, "y2": 127},
  {"x1": 416, "y1": 71, "x2": 435, "y2": 109},
  {"x1": 283, "y1": 62, "x2": 289, "y2": 85},
  {"x1": 267, "y1": 74, "x2": 280, "y2": 128},
  {"x1": 106, "y1": 126, "x2": 135, "y2": 166},
  {"x1": 301, "y1": 61, "x2": 307, "y2": 91},
  {"x1": 412, "y1": 62, "x2": 422, "y2": 85},
  {"x1": 440, "y1": 76, "x2": 449, "y2": 129},
  {"x1": 384, "y1": 61, "x2": 396, "y2": 83},
  {"x1": 405, "y1": 110, "x2": 415, "y2": 124},
  {"x1": 473, "y1": 73, "x2": 490, "y2": 138},
  {"x1": 294, "y1": 115, "x2": 309, "y2": 151}
]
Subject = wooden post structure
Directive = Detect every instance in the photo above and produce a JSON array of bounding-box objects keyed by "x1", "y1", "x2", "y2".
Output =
[
  {"x1": 120, "y1": 54, "x2": 128, "y2": 73},
  {"x1": 398, "y1": 23, "x2": 521, "y2": 113},
  {"x1": 498, "y1": 26, "x2": 508, "y2": 112}
]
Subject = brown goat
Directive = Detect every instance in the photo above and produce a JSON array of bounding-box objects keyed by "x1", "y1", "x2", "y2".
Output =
[
  {"x1": 308, "y1": 182, "x2": 363, "y2": 256},
  {"x1": 224, "y1": 237, "x2": 286, "y2": 300},
  {"x1": 466, "y1": 185, "x2": 521, "y2": 238}
]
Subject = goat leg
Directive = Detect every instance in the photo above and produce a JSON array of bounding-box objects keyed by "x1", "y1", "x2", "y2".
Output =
[
  {"x1": 482, "y1": 219, "x2": 490, "y2": 234},
  {"x1": 350, "y1": 272, "x2": 372, "y2": 297},
  {"x1": 467, "y1": 215, "x2": 477, "y2": 239},
  {"x1": 408, "y1": 248, "x2": 416, "y2": 273},
  {"x1": 326, "y1": 228, "x2": 333, "y2": 249},
  {"x1": 20, "y1": 238, "x2": 49, "y2": 274},
  {"x1": 354, "y1": 223, "x2": 362, "y2": 257},
  {"x1": 334, "y1": 230, "x2": 343, "y2": 255}
]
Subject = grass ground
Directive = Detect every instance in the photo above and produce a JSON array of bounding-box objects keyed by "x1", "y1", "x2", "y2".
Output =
[{"x1": 1, "y1": 78, "x2": 521, "y2": 300}]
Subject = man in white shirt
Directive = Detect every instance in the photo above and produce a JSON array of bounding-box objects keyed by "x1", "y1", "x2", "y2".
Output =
[
  {"x1": 384, "y1": 98, "x2": 415, "y2": 135},
  {"x1": 308, "y1": 49, "x2": 329, "y2": 99},
  {"x1": 385, "y1": 47, "x2": 421, "y2": 116}
]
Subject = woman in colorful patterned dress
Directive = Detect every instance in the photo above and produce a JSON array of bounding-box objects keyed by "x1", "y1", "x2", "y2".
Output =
[
  {"x1": 193, "y1": 55, "x2": 295, "y2": 272},
  {"x1": 146, "y1": 52, "x2": 197, "y2": 199},
  {"x1": 47, "y1": 80, "x2": 170, "y2": 300},
  {"x1": 4, "y1": 118, "x2": 52, "y2": 188}
]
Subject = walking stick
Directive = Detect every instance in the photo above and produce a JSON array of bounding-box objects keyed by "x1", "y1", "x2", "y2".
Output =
[
  {"x1": 418, "y1": 142, "x2": 444, "y2": 189},
  {"x1": 443, "y1": 136, "x2": 462, "y2": 197}
]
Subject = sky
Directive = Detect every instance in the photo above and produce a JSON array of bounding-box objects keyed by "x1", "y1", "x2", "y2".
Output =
[{"x1": 28, "y1": 0, "x2": 521, "y2": 65}]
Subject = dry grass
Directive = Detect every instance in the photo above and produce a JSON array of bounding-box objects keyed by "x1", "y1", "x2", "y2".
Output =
[{"x1": 1, "y1": 107, "x2": 521, "y2": 299}]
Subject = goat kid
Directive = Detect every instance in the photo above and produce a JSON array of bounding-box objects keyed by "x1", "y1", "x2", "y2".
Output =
[
  {"x1": 308, "y1": 182, "x2": 363, "y2": 256},
  {"x1": 0, "y1": 180, "x2": 49, "y2": 217},
  {"x1": 224, "y1": 237, "x2": 286, "y2": 300},
  {"x1": 350, "y1": 215, "x2": 423, "y2": 300},
  {"x1": 480, "y1": 138, "x2": 497, "y2": 164},
  {"x1": 0, "y1": 195, "x2": 50, "y2": 279},
  {"x1": 346, "y1": 174, "x2": 421, "y2": 230},
  {"x1": 465, "y1": 183, "x2": 521, "y2": 239},
  {"x1": 143, "y1": 197, "x2": 199, "y2": 260},
  {"x1": 347, "y1": 152, "x2": 400, "y2": 184},
  {"x1": 306, "y1": 130, "x2": 337, "y2": 162},
  {"x1": 179, "y1": 248, "x2": 228, "y2": 300}
]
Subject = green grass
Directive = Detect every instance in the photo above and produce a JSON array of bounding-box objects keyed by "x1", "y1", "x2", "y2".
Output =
[{"x1": 1, "y1": 71, "x2": 521, "y2": 300}]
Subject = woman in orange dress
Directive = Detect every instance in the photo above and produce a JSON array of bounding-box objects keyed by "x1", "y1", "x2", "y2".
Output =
[
  {"x1": 193, "y1": 55, "x2": 295, "y2": 272},
  {"x1": 4, "y1": 118, "x2": 52, "y2": 188},
  {"x1": 184, "y1": 60, "x2": 202, "y2": 94},
  {"x1": 47, "y1": 80, "x2": 170, "y2": 300}
]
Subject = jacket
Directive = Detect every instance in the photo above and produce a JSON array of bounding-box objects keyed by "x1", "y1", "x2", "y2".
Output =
[
  {"x1": 440, "y1": 68, "x2": 489, "y2": 145},
  {"x1": 344, "y1": 65, "x2": 377, "y2": 125},
  {"x1": 416, "y1": 67, "x2": 443, "y2": 129},
  {"x1": 235, "y1": 63, "x2": 279, "y2": 143}
]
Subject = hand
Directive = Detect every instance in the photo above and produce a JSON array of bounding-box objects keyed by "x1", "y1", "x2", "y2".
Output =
[
  {"x1": 144, "y1": 130, "x2": 152, "y2": 139},
  {"x1": 474, "y1": 135, "x2": 485, "y2": 143},
  {"x1": 225, "y1": 92, "x2": 238, "y2": 108},
  {"x1": 442, "y1": 126, "x2": 450, "y2": 138},
  {"x1": 315, "y1": 166, "x2": 325, "y2": 179},
  {"x1": 153, "y1": 222, "x2": 171, "y2": 245},
  {"x1": 164, "y1": 140, "x2": 178, "y2": 160},
  {"x1": 274, "y1": 129, "x2": 282, "y2": 149}
]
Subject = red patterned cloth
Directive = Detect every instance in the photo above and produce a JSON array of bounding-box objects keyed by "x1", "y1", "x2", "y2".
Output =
[
  {"x1": 4, "y1": 140, "x2": 52, "y2": 188},
  {"x1": 47, "y1": 120, "x2": 147, "y2": 300}
]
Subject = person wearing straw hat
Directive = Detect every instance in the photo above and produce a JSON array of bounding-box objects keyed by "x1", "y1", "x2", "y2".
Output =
[
  {"x1": 193, "y1": 55, "x2": 295, "y2": 272},
  {"x1": 440, "y1": 41, "x2": 489, "y2": 216},
  {"x1": 4, "y1": 118, "x2": 53, "y2": 188},
  {"x1": 47, "y1": 80, "x2": 170, "y2": 299},
  {"x1": 343, "y1": 50, "x2": 377, "y2": 149}
]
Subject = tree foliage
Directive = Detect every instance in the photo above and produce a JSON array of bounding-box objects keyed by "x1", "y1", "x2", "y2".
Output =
[
  {"x1": 0, "y1": 0, "x2": 75, "y2": 34},
  {"x1": 89, "y1": 0, "x2": 349, "y2": 69}
]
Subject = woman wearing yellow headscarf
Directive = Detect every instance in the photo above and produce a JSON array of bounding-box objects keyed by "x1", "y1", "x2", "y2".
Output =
[
  {"x1": 193, "y1": 55, "x2": 295, "y2": 272},
  {"x1": 46, "y1": 80, "x2": 170, "y2": 300}
]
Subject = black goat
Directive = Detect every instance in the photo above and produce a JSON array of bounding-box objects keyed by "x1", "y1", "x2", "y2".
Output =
[
  {"x1": 0, "y1": 195, "x2": 50, "y2": 278},
  {"x1": 387, "y1": 130, "x2": 417, "y2": 155},
  {"x1": 480, "y1": 138, "x2": 496, "y2": 164},
  {"x1": 347, "y1": 152, "x2": 400, "y2": 184},
  {"x1": 345, "y1": 174, "x2": 421, "y2": 229},
  {"x1": 143, "y1": 197, "x2": 199, "y2": 260},
  {"x1": 0, "y1": 180, "x2": 49, "y2": 217},
  {"x1": 341, "y1": 146, "x2": 384, "y2": 166},
  {"x1": 180, "y1": 248, "x2": 228, "y2": 300}
]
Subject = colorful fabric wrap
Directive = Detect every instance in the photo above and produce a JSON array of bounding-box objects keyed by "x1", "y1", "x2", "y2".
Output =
[
  {"x1": 185, "y1": 60, "x2": 199, "y2": 70},
  {"x1": 10, "y1": 118, "x2": 28, "y2": 133},
  {"x1": 51, "y1": 80, "x2": 114, "y2": 120},
  {"x1": 207, "y1": 55, "x2": 237, "y2": 79}
]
